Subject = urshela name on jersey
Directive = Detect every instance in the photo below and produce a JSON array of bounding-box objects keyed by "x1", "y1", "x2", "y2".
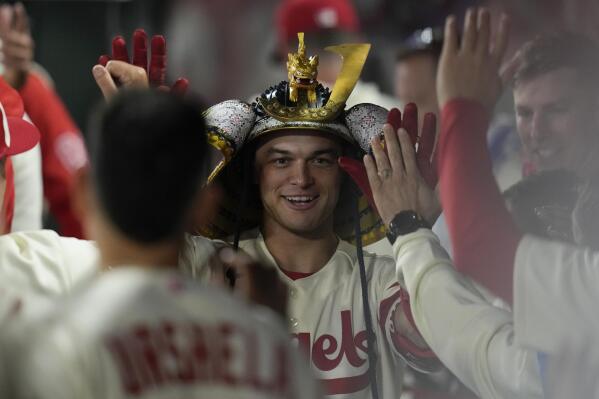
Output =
[{"x1": 106, "y1": 320, "x2": 292, "y2": 396}]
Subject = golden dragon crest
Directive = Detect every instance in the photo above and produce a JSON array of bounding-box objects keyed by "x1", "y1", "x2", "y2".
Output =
[
  {"x1": 287, "y1": 32, "x2": 319, "y2": 105},
  {"x1": 259, "y1": 32, "x2": 371, "y2": 122}
]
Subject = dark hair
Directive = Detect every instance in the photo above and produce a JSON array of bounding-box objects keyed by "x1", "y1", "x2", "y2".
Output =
[
  {"x1": 512, "y1": 32, "x2": 599, "y2": 90},
  {"x1": 396, "y1": 27, "x2": 443, "y2": 64},
  {"x1": 87, "y1": 90, "x2": 208, "y2": 243}
]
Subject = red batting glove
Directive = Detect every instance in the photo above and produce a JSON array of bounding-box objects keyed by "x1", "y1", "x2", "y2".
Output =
[
  {"x1": 339, "y1": 103, "x2": 438, "y2": 214},
  {"x1": 97, "y1": 28, "x2": 189, "y2": 95}
]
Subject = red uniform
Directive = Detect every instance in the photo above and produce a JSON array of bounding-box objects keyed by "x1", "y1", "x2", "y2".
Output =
[{"x1": 19, "y1": 73, "x2": 87, "y2": 238}]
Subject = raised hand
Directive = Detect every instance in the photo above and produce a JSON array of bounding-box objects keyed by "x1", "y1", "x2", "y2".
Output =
[
  {"x1": 209, "y1": 247, "x2": 288, "y2": 318},
  {"x1": 92, "y1": 29, "x2": 188, "y2": 100},
  {"x1": 364, "y1": 120, "x2": 440, "y2": 227},
  {"x1": 387, "y1": 104, "x2": 438, "y2": 189},
  {"x1": 0, "y1": 2, "x2": 34, "y2": 89},
  {"x1": 436, "y1": 8, "x2": 510, "y2": 111},
  {"x1": 339, "y1": 103, "x2": 439, "y2": 225}
]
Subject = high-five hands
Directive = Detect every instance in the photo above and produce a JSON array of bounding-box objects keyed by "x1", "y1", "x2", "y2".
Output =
[
  {"x1": 92, "y1": 29, "x2": 188, "y2": 100},
  {"x1": 364, "y1": 118, "x2": 440, "y2": 228},
  {"x1": 436, "y1": 8, "x2": 510, "y2": 111},
  {"x1": 339, "y1": 103, "x2": 439, "y2": 227}
]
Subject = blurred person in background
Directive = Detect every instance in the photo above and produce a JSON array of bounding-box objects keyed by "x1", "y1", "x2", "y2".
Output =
[
  {"x1": 0, "y1": 79, "x2": 87, "y2": 325},
  {"x1": 433, "y1": 5, "x2": 599, "y2": 395},
  {"x1": 275, "y1": 0, "x2": 399, "y2": 110},
  {"x1": 443, "y1": 30, "x2": 599, "y2": 303},
  {"x1": 394, "y1": 27, "x2": 442, "y2": 124},
  {"x1": 0, "y1": 77, "x2": 39, "y2": 234},
  {"x1": 360, "y1": 10, "x2": 587, "y2": 398},
  {"x1": 510, "y1": 32, "x2": 599, "y2": 179},
  {"x1": 0, "y1": 2, "x2": 87, "y2": 237},
  {"x1": 0, "y1": 74, "x2": 96, "y2": 326},
  {"x1": 394, "y1": 25, "x2": 521, "y2": 191}
]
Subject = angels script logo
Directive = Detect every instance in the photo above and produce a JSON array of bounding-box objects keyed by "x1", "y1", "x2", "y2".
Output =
[{"x1": 291, "y1": 310, "x2": 372, "y2": 395}]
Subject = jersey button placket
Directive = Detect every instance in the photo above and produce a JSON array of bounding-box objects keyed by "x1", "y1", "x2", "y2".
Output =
[{"x1": 289, "y1": 317, "x2": 299, "y2": 328}]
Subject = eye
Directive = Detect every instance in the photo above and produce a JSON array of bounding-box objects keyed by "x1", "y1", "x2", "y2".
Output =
[
  {"x1": 516, "y1": 108, "x2": 532, "y2": 119},
  {"x1": 271, "y1": 158, "x2": 290, "y2": 167},
  {"x1": 311, "y1": 157, "x2": 335, "y2": 166}
]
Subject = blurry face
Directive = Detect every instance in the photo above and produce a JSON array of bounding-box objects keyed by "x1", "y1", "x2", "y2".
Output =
[
  {"x1": 255, "y1": 132, "x2": 343, "y2": 237},
  {"x1": 394, "y1": 53, "x2": 437, "y2": 104},
  {"x1": 514, "y1": 68, "x2": 599, "y2": 173}
]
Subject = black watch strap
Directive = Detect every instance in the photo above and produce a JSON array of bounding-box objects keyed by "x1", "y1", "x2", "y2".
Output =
[{"x1": 386, "y1": 210, "x2": 430, "y2": 245}]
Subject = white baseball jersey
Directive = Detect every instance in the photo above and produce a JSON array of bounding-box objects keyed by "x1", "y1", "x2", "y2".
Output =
[
  {"x1": 3, "y1": 266, "x2": 322, "y2": 399},
  {"x1": 0, "y1": 229, "x2": 99, "y2": 322},
  {"x1": 181, "y1": 230, "x2": 416, "y2": 399},
  {"x1": 396, "y1": 229, "x2": 543, "y2": 399},
  {"x1": 0, "y1": 229, "x2": 417, "y2": 398},
  {"x1": 513, "y1": 235, "x2": 599, "y2": 354}
]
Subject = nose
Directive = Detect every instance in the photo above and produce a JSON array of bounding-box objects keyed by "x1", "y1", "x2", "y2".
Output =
[
  {"x1": 290, "y1": 161, "x2": 314, "y2": 188},
  {"x1": 530, "y1": 112, "x2": 547, "y2": 141}
]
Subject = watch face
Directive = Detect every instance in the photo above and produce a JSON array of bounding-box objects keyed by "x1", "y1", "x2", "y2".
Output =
[
  {"x1": 387, "y1": 210, "x2": 427, "y2": 244},
  {"x1": 395, "y1": 211, "x2": 419, "y2": 235}
]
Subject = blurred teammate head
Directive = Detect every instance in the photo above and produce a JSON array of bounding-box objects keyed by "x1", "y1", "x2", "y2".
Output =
[
  {"x1": 394, "y1": 27, "x2": 443, "y2": 106},
  {"x1": 275, "y1": 0, "x2": 360, "y2": 85},
  {"x1": 77, "y1": 90, "x2": 209, "y2": 257},
  {"x1": 511, "y1": 32, "x2": 599, "y2": 176}
]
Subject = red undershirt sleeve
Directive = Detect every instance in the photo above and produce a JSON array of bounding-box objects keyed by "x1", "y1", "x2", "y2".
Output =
[
  {"x1": 19, "y1": 73, "x2": 87, "y2": 238},
  {"x1": 438, "y1": 98, "x2": 523, "y2": 304}
]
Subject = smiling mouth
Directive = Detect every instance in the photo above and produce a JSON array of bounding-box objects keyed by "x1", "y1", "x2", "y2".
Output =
[
  {"x1": 282, "y1": 195, "x2": 320, "y2": 210},
  {"x1": 533, "y1": 146, "x2": 560, "y2": 160},
  {"x1": 283, "y1": 195, "x2": 319, "y2": 204}
]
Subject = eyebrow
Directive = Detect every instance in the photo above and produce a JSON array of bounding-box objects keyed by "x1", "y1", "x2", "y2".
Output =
[{"x1": 266, "y1": 147, "x2": 340, "y2": 157}]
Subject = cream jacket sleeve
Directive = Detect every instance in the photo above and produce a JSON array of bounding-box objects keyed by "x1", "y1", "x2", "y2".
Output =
[
  {"x1": 514, "y1": 235, "x2": 599, "y2": 353},
  {"x1": 0, "y1": 230, "x2": 98, "y2": 295},
  {"x1": 394, "y1": 229, "x2": 542, "y2": 399}
]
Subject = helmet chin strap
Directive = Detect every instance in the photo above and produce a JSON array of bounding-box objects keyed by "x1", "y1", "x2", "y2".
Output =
[
  {"x1": 352, "y1": 183, "x2": 380, "y2": 399},
  {"x1": 228, "y1": 153, "x2": 253, "y2": 287}
]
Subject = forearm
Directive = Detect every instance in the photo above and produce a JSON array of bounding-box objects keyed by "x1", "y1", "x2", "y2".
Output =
[
  {"x1": 439, "y1": 99, "x2": 522, "y2": 304},
  {"x1": 394, "y1": 230, "x2": 542, "y2": 399}
]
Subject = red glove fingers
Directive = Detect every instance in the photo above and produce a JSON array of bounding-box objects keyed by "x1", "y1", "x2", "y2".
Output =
[
  {"x1": 111, "y1": 36, "x2": 129, "y2": 63},
  {"x1": 98, "y1": 55, "x2": 111, "y2": 67},
  {"x1": 149, "y1": 35, "x2": 166, "y2": 87},
  {"x1": 401, "y1": 102, "x2": 419, "y2": 146},
  {"x1": 417, "y1": 112, "x2": 438, "y2": 187},
  {"x1": 171, "y1": 78, "x2": 189, "y2": 96},
  {"x1": 387, "y1": 107, "x2": 402, "y2": 131},
  {"x1": 132, "y1": 29, "x2": 148, "y2": 71}
]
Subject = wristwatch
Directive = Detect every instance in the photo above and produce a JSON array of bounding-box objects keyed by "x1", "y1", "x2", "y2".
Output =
[{"x1": 386, "y1": 210, "x2": 430, "y2": 244}]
